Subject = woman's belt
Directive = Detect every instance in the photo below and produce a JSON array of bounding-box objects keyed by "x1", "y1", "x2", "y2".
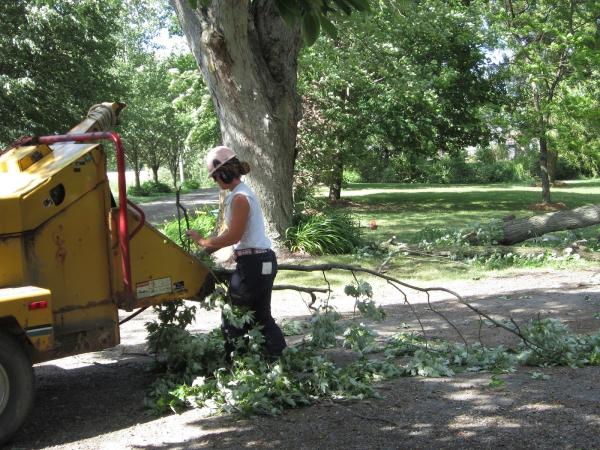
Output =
[{"x1": 234, "y1": 248, "x2": 270, "y2": 257}]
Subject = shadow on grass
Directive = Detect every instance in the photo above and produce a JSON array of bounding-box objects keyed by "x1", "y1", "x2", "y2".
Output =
[
  {"x1": 346, "y1": 189, "x2": 600, "y2": 212},
  {"x1": 343, "y1": 179, "x2": 600, "y2": 191}
]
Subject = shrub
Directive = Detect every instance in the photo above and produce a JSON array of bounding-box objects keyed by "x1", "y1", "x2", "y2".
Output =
[
  {"x1": 514, "y1": 149, "x2": 541, "y2": 179},
  {"x1": 142, "y1": 180, "x2": 172, "y2": 194},
  {"x1": 127, "y1": 181, "x2": 173, "y2": 197},
  {"x1": 475, "y1": 146, "x2": 498, "y2": 165},
  {"x1": 512, "y1": 161, "x2": 531, "y2": 182},
  {"x1": 127, "y1": 185, "x2": 147, "y2": 196},
  {"x1": 448, "y1": 156, "x2": 474, "y2": 184},
  {"x1": 471, "y1": 161, "x2": 516, "y2": 183},
  {"x1": 161, "y1": 206, "x2": 217, "y2": 244},
  {"x1": 181, "y1": 179, "x2": 201, "y2": 191},
  {"x1": 415, "y1": 158, "x2": 450, "y2": 184},
  {"x1": 285, "y1": 211, "x2": 363, "y2": 255},
  {"x1": 380, "y1": 166, "x2": 399, "y2": 183},
  {"x1": 342, "y1": 169, "x2": 362, "y2": 185}
]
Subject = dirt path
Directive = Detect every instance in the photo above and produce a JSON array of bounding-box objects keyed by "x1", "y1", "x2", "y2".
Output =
[{"x1": 7, "y1": 268, "x2": 600, "y2": 449}]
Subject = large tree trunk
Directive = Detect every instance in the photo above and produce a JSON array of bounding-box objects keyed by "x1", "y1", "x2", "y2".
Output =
[
  {"x1": 171, "y1": 0, "x2": 301, "y2": 241},
  {"x1": 499, "y1": 204, "x2": 600, "y2": 245},
  {"x1": 167, "y1": 153, "x2": 179, "y2": 188}
]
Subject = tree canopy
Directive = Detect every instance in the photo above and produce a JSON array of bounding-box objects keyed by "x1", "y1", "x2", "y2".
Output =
[
  {"x1": 1, "y1": 0, "x2": 598, "y2": 221},
  {"x1": 0, "y1": 0, "x2": 123, "y2": 145},
  {"x1": 487, "y1": 0, "x2": 600, "y2": 202},
  {"x1": 297, "y1": 0, "x2": 499, "y2": 199}
]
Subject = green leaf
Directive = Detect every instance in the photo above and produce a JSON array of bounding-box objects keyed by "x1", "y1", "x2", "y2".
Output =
[
  {"x1": 319, "y1": 14, "x2": 338, "y2": 39},
  {"x1": 332, "y1": 0, "x2": 352, "y2": 15},
  {"x1": 188, "y1": 0, "x2": 198, "y2": 8},
  {"x1": 344, "y1": 0, "x2": 370, "y2": 12},
  {"x1": 275, "y1": 0, "x2": 301, "y2": 28},
  {"x1": 302, "y1": 11, "x2": 321, "y2": 46},
  {"x1": 488, "y1": 374, "x2": 505, "y2": 389}
]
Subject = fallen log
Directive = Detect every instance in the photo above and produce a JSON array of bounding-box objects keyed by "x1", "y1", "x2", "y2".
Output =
[{"x1": 498, "y1": 204, "x2": 600, "y2": 245}]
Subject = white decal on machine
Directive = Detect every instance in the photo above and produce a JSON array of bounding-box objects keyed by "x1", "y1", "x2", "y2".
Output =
[{"x1": 136, "y1": 277, "x2": 172, "y2": 299}]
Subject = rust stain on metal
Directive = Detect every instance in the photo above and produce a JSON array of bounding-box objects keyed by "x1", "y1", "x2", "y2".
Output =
[{"x1": 52, "y1": 225, "x2": 67, "y2": 265}]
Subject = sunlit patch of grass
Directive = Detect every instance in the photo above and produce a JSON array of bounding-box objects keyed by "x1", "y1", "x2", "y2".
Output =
[
  {"x1": 328, "y1": 181, "x2": 600, "y2": 243},
  {"x1": 300, "y1": 180, "x2": 600, "y2": 282}
]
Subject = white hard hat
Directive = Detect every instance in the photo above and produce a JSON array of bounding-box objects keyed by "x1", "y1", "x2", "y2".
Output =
[{"x1": 206, "y1": 146, "x2": 236, "y2": 175}]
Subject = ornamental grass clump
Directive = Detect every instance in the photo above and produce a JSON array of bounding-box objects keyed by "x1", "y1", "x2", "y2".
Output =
[{"x1": 285, "y1": 211, "x2": 363, "y2": 255}]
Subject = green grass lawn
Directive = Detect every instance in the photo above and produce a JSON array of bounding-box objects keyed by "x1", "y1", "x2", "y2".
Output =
[
  {"x1": 125, "y1": 192, "x2": 172, "y2": 203},
  {"x1": 278, "y1": 180, "x2": 600, "y2": 287},
  {"x1": 340, "y1": 179, "x2": 600, "y2": 242}
]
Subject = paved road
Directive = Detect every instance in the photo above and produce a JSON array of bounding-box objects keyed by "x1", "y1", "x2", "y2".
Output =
[{"x1": 136, "y1": 188, "x2": 219, "y2": 224}]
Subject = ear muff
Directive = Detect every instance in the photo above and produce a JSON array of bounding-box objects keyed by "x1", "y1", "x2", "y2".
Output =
[{"x1": 218, "y1": 170, "x2": 234, "y2": 184}]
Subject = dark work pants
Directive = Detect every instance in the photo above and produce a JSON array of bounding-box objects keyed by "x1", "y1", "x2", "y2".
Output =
[{"x1": 222, "y1": 250, "x2": 287, "y2": 358}]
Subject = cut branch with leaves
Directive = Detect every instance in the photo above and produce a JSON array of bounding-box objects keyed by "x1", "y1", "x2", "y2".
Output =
[
  {"x1": 146, "y1": 258, "x2": 600, "y2": 417},
  {"x1": 213, "y1": 260, "x2": 565, "y2": 353}
]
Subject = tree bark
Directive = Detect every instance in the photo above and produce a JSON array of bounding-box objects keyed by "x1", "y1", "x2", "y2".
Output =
[
  {"x1": 125, "y1": 140, "x2": 142, "y2": 188},
  {"x1": 532, "y1": 81, "x2": 551, "y2": 204},
  {"x1": 547, "y1": 149, "x2": 557, "y2": 183},
  {"x1": 499, "y1": 204, "x2": 600, "y2": 245},
  {"x1": 328, "y1": 149, "x2": 343, "y2": 202},
  {"x1": 170, "y1": 0, "x2": 302, "y2": 241},
  {"x1": 539, "y1": 134, "x2": 552, "y2": 203},
  {"x1": 167, "y1": 153, "x2": 179, "y2": 188},
  {"x1": 134, "y1": 162, "x2": 141, "y2": 188}
]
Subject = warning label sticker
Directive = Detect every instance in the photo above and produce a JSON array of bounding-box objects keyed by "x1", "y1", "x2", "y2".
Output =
[{"x1": 136, "y1": 277, "x2": 172, "y2": 299}]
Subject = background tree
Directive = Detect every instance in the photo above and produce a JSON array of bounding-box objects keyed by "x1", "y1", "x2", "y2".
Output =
[
  {"x1": 0, "y1": 0, "x2": 123, "y2": 145},
  {"x1": 550, "y1": 76, "x2": 600, "y2": 179},
  {"x1": 161, "y1": 100, "x2": 189, "y2": 188},
  {"x1": 297, "y1": 0, "x2": 498, "y2": 200},
  {"x1": 167, "y1": 52, "x2": 221, "y2": 185},
  {"x1": 488, "y1": 0, "x2": 600, "y2": 203},
  {"x1": 119, "y1": 54, "x2": 171, "y2": 184}
]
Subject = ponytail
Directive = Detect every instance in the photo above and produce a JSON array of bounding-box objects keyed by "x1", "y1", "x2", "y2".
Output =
[{"x1": 217, "y1": 157, "x2": 251, "y2": 181}]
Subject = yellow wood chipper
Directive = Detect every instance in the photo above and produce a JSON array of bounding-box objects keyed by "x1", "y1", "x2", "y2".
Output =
[{"x1": 0, "y1": 103, "x2": 212, "y2": 444}]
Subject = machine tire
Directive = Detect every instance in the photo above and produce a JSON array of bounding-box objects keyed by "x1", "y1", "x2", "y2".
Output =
[{"x1": 0, "y1": 332, "x2": 34, "y2": 446}]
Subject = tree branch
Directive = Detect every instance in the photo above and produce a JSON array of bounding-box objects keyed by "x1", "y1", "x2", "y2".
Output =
[
  {"x1": 216, "y1": 262, "x2": 545, "y2": 351},
  {"x1": 273, "y1": 284, "x2": 329, "y2": 294},
  {"x1": 273, "y1": 284, "x2": 329, "y2": 311},
  {"x1": 276, "y1": 262, "x2": 545, "y2": 350}
]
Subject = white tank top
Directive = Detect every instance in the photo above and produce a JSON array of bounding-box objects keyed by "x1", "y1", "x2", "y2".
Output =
[{"x1": 225, "y1": 182, "x2": 271, "y2": 250}]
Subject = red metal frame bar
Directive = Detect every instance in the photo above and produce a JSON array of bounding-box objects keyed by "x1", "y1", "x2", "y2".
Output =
[
  {"x1": 35, "y1": 132, "x2": 134, "y2": 299},
  {"x1": 127, "y1": 199, "x2": 146, "y2": 238}
]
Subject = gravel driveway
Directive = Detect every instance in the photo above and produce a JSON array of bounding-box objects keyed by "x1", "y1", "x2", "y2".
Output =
[
  {"x1": 137, "y1": 188, "x2": 219, "y2": 225},
  {"x1": 7, "y1": 268, "x2": 600, "y2": 449}
]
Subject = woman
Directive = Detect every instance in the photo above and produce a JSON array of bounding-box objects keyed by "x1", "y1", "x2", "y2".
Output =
[{"x1": 186, "y1": 146, "x2": 287, "y2": 360}]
